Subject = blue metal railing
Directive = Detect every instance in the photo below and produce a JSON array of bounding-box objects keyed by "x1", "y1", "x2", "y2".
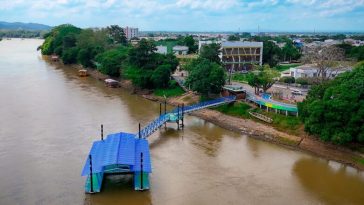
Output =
[{"x1": 136, "y1": 96, "x2": 236, "y2": 139}]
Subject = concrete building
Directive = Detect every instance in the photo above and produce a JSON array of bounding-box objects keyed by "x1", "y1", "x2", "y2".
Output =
[
  {"x1": 221, "y1": 41, "x2": 263, "y2": 71},
  {"x1": 123, "y1": 27, "x2": 139, "y2": 40},
  {"x1": 172, "y1": 46, "x2": 189, "y2": 55},
  {"x1": 156, "y1": 46, "x2": 168, "y2": 55},
  {"x1": 289, "y1": 64, "x2": 351, "y2": 79}
]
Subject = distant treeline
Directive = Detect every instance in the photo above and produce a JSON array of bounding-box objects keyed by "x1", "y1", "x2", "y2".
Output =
[
  {"x1": 0, "y1": 30, "x2": 48, "y2": 38},
  {"x1": 40, "y1": 24, "x2": 179, "y2": 90}
]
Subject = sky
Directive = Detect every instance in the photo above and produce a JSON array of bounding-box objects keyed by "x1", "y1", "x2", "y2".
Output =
[{"x1": 1, "y1": 0, "x2": 364, "y2": 32}]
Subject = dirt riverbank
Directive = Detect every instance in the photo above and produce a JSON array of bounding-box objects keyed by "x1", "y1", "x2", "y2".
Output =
[{"x1": 60, "y1": 62, "x2": 364, "y2": 171}]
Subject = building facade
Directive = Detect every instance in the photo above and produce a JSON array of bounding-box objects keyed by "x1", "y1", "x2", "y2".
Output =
[
  {"x1": 156, "y1": 46, "x2": 168, "y2": 55},
  {"x1": 123, "y1": 27, "x2": 139, "y2": 40},
  {"x1": 172, "y1": 46, "x2": 189, "y2": 55},
  {"x1": 221, "y1": 41, "x2": 263, "y2": 71},
  {"x1": 289, "y1": 64, "x2": 351, "y2": 79}
]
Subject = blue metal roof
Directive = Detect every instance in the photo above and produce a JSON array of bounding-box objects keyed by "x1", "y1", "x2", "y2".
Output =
[{"x1": 81, "y1": 132, "x2": 152, "y2": 176}]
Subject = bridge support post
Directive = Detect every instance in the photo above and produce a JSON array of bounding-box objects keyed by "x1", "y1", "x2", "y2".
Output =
[
  {"x1": 159, "y1": 103, "x2": 162, "y2": 116},
  {"x1": 177, "y1": 105, "x2": 180, "y2": 130},
  {"x1": 164, "y1": 100, "x2": 167, "y2": 128},
  {"x1": 181, "y1": 103, "x2": 184, "y2": 128},
  {"x1": 286, "y1": 110, "x2": 288, "y2": 116},
  {"x1": 139, "y1": 123, "x2": 141, "y2": 139},
  {"x1": 101, "y1": 124, "x2": 103, "y2": 141},
  {"x1": 89, "y1": 154, "x2": 93, "y2": 193}
]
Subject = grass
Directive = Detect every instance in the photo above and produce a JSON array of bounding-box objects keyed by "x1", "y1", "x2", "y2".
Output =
[
  {"x1": 214, "y1": 102, "x2": 252, "y2": 118},
  {"x1": 274, "y1": 63, "x2": 301, "y2": 72},
  {"x1": 231, "y1": 73, "x2": 249, "y2": 83},
  {"x1": 353, "y1": 157, "x2": 364, "y2": 165},
  {"x1": 154, "y1": 86, "x2": 185, "y2": 98},
  {"x1": 252, "y1": 108, "x2": 303, "y2": 135}
]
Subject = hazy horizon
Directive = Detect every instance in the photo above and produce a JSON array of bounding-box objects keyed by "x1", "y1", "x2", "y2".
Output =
[{"x1": 1, "y1": 0, "x2": 364, "y2": 32}]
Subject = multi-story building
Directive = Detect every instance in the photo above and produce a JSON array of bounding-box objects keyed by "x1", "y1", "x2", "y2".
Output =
[
  {"x1": 221, "y1": 41, "x2": 263, "y2": 71},
  {"x1": 123, "y1": 27, "x2": 139, "y2": 40}
]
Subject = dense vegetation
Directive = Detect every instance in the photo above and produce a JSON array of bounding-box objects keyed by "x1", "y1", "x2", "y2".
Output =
[
  {"x1": 336, "y1": 44, "x2": 364, "y2": 61},
  {"x1": 246, "y1": 65, "x2": 280, "y2": 93},
  {"x1": 298, "y1": 63, "x2": 364, "y2": 144},
  {"x1": 0, "y1": 30, "x2": 48, "y2": 38},
  {"x1": 185, "y1": 43, "x2": 226, "y2": 96},
  {"x1": 40, "y1": 24, "x2": 180, "y2": 90}
]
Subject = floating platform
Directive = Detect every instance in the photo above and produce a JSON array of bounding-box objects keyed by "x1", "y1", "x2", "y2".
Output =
[
  {"x1": 81, "y1": 132, "x2": 151, "y2": 193},
  {"x1": 81, "y1": 96, "x2": 236, "y2": 193}
]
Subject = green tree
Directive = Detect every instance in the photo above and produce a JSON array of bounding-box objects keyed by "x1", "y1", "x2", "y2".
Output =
[
  {"x1": 106, "y1": 25, "x2": 127, "y2": 45},
  {"x1": 199, "y1": 43, "x2": 221, "y2": 64},
  {"x1": 185, "y1": 58, "x2": 226, "y2": 96},
  {"x1": 61, "y1": 47, "x2": 79, "y2": 64},
  {"x1": 298, "y1": 65, "x2": 364, "y2": 144},
  {"x1": 228, "y1": 34, "x2": 240, "y2": 41},
  {"x1": 151, "y1": 64, "x2": 172, "y2": 88},
  {"x1": 128, "y1": 39, "x2": 157, "y2": 69},
  {"x1": 95, "y1": 47, "x2": 129, "y2": 76},
  {"x1": 263, "y1": 40, "x2": 281, "y2": 67},
  {"x1": 281, "y1": 42, "x2": 301, "y2": 62},
  {"x1": 247, "y1": 65, "x2": 279, "y2": 93},
  {"x1": 183, "y1": 35, "x2": 198, "y2": 54}
]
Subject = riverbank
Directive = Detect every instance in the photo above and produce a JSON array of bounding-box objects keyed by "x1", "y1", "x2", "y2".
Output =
[{"x1": 51, "y1": 59, "x2": 364, "y2": 171}]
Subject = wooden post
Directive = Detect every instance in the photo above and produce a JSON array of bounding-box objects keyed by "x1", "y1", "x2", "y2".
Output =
[
  {"x1": 164, "y1": 100, "x2": 167, "y2": 114},
  {"x1": 101, "y1": 124, "x2": 103, "y2": 141},
  {"x1": 164, "y1": 100, "x2": 167, "y2": 128},
  {"x1": 139, "y1": 123, "x2": 141, "y2": 139},
  {"x1": 89, "y1": 155, "x2": 93, "y2": 193},
  {"x1": 266, "y1": 106, "x2": 268, "y2": 112},
  {"x1": 286, "y1": 110, "x2": 288, "y2": 116},
  {"x1": 140, "y1": 152, "x2": 143, "y2": 190},
  {"x1": 159, "y1": 103, "x2": 162, "y2": 116}
]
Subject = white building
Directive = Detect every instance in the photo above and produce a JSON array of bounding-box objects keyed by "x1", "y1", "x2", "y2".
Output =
[
  {"x1": 156, "y1": 46, "x2": 168, "y2": 55},
  {"x1": 123, "y1": 27, "x2": 139, "y2": 40},
  {"x1": 289, "y1": 64, "x2": 351, "y2": 79},
  {"x1": 172, "y1": 46, "x2": 189, "y2": 55},
  {"x1": 221, "y1": 41, "x2": 263, "y2": 71}
]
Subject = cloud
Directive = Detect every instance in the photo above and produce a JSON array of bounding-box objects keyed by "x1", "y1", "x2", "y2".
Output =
[{"x1": 0, "y1": 0, "x2": 363, "y2": 31}]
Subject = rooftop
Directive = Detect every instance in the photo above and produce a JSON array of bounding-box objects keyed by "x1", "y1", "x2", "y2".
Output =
[
  {"x1": 222, "y1": 41, "x2": 263, "y2": 48},
  {"x1": 173, "y1": 45, "x2": 189, "y2": 51}
]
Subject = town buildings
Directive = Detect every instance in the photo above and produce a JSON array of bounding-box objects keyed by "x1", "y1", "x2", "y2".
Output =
[
  {"x1": 221, "y1": 41, "x2": 263, "y2": 71},
  {"x1": 287, "y1": 64, "x2": 351, "y2": 79},
  {"x1": 123, "y1": 27, "x2": 139, "y2": 40}
]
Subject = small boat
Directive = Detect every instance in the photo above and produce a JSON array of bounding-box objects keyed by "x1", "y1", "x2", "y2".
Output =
[
  {"x1": 51, "y1": 55, "x2": 59, "y2": 62},
  {"x1": 104, "y1": 79, "x2": 120, "y2": 88},
  {"x1": 78, "y1": 69, "x2": 89, "y2": 77}
]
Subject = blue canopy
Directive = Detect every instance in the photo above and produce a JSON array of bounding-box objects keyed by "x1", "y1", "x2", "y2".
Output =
[{"x1": 81, "y1": 132, "x2": 152, "y2": 176}]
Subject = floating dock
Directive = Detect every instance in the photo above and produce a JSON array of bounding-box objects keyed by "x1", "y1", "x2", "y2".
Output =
[{"x1": 81, "y1": 96, "x2": 236, "y2": 193}]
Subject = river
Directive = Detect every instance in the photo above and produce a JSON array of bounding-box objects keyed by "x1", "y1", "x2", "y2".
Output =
[{"x1": 0, "y1": 39, "x2": 363, "y2": 205}]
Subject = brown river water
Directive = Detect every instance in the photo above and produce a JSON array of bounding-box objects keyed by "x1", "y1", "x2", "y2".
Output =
[{"x1": 0, "y1": 39, "x2": 364, "y2": 205}]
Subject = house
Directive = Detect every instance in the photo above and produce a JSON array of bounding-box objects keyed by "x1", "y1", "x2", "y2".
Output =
[
  {"x1": 289, "y1": 64, "x2": 351, "y2": 79},
  {"x1": 172, "y1": 46, "x2": 189, "y2": 55},
  {"x1": 156, "y1": 46, "x2": 168, "y2": 55}
]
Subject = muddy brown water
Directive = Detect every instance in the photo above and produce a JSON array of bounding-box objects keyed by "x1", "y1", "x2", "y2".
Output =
[{"x1": 0, "y1": 39, "x2": 364, "y2": 205}]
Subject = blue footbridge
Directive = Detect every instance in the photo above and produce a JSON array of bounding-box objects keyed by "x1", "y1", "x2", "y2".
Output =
[{"x1": 81, "y1": 96, "x2": 236, "y2": 193}]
